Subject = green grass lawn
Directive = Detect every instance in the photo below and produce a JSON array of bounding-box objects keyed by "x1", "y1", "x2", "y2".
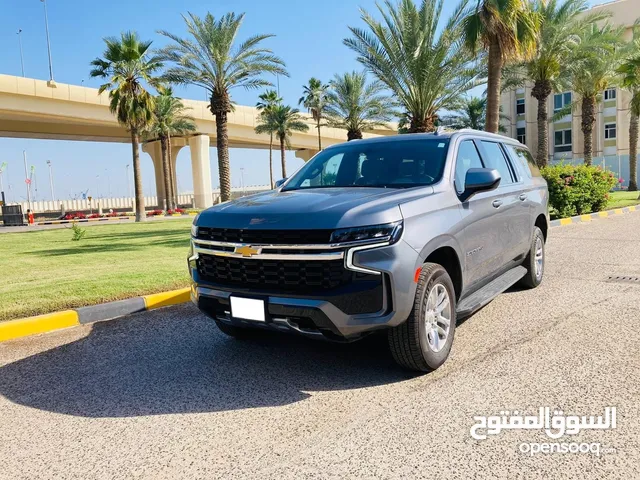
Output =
[
  {"x1": 607, "y1": 191, "x2": 640, "y2": 210},
  {"x1": 0, "y1": 219, "x2": 192, "y2": 322}
]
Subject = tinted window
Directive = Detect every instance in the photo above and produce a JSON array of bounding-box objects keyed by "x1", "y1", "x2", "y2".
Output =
[
  {"x1": 480, "y1": 141, "x2": 514, "y2": 185},
  {"x1": 454, "y1": 141, "x2": 484, "y2": 194},
  {"x1": 505, "y1": 145, "x2": 541, "y2": 178},
  {"x1": 284, "y1": 139, "x2": 450, "y2": 190}
]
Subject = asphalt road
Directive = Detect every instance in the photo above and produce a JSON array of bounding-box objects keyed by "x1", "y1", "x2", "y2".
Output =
[{"x1": 1, "y1": 213, "x2": 639, "y2": 479}]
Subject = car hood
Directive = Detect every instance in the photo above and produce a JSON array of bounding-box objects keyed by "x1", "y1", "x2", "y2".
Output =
[{"x1": 196, "y1": 187, "x2": 434, "y2": 230}]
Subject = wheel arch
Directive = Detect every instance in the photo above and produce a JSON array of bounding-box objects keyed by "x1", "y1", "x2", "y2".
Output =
[
  {"x1": 423, "y1": 245, "x2": 463, "y2": 301},
  {"x1": 535, "y1": 214, "x2": 548, "y2": 241}
]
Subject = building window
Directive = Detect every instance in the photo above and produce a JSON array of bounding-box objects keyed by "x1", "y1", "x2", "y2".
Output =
[
  {"x1": 554, "y1": 92, "x2": 572, "y2": 113},
  {"x1": 554, "y1": 129, "x2": 572, "y2": 153},
  {"x1": 516, "y1": 98, "x2": 525, "y2": 115},
  {"x1": 605, "y1": 123, "x2": 617, "y2": 140},
  {"x1": 517, "y1": 127, "x2": 526, "y2": 144},
  {"x1": 604, "y1": 88, "x2": 616, "y2": 101}
]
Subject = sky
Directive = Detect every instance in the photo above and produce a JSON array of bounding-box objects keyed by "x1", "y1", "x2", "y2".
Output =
[{"x1": 0, "y1": 0, "x2": 603, "y2": 203}]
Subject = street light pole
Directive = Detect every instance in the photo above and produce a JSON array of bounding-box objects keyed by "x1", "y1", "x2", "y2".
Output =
[
  {"x1": 40, "y1": 0, "x2": 56, "y2": 87},
  {"x1": 46, "y1": 160, "x2": 55, "y2": 201},
  {"x1": 17, "y1": 29, "x2": 25, "y2": 77},
  {"x1": 23, "y1": 150, "x2": 32, "y2": 210}
]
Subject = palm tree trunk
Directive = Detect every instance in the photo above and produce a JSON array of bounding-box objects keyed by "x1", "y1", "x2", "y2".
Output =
[
  {"x1": 167, "y1": 133, "x2": 176, "y2": 210},
  {"x1": 532, "y1": 80, "x2": 552, "y2": 167},
  {"x1": 214, "y1": 111, "x2": 231, "y2": 202},
  {"x1": 280, "y1": 134, "x2": 287, "y2": 178},
  {"x1": 347, "y1": 129, "x2": 363, "y2": 141},
  {"x1": 131, "y1": 129, "x2": 145, "y2": 222},
  {"x1": 409, "y1": 116, "x2": 435, "y2": 133},
  {"x1": 269, "y1": 133, "x2": 274, "y2": 188},
  {"x1": 485, "y1": 42, "x2": 504, "y2": 134},
  {"x1": 582, "y1": 96, "x2": 596, "y2": 166},
  {"x1": 630, "y1": 113, "x2": 638, "y2": 191},
  {"x1": 317, "y1": 117, "x2": 322, "y2": 151},
  {"x1": 161, "y1": 136, "x2": 171, "y2": 211}
]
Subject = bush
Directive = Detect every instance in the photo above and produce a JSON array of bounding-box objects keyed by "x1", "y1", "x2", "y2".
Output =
[
  {"x1": 541, "y1": 164, "x2": 617, "y2": 218},
  {"x1": 71, "y1": 222, "x2": 87, "y2": 241}
]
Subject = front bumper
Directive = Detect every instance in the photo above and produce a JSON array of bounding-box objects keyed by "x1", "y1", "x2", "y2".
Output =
[{"x1": 189, "y1": 239, "x2": 420, "y2": 340}]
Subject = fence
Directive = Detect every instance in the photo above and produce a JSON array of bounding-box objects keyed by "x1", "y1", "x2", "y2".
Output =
[
  {"x1": 551, "y1": 155, "x2": 638, "y2": 189},
  {"x1": 13, "y1": 185, "x2": 271, "y2": 213}
]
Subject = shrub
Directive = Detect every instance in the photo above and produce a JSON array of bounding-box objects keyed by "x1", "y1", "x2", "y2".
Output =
[
  {"x1": 71, "y1": 222, "x2": 87, "y2": 241},
  {"x1": 146, "y1": 209, "x2": 164, "y2": 217},
  {"x1": 541, "y1": 164, "x2": 617, "y2": 218}
]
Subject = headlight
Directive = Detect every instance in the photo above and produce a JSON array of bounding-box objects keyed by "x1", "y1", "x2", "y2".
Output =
[
  {"x1": 330, "y1": 221, "x2": 402, "y2": 244},
  {"x1": 191, "y1": 214, "x2": 200, "y2": 238}
]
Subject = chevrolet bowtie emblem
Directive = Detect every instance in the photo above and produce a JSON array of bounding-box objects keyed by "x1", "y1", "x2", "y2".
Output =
[{"x1": 234, "y1": 245, "x2": 261, "y2": 257}]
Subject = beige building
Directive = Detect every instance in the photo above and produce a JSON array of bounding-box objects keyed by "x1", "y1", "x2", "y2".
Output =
[{"x1": 500, "y1": 0, "x2": 639, "y2": 182}]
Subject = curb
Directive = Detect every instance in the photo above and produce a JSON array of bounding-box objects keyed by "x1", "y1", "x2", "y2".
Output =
[
  {"x1": 550, "y1": 205, "x2": 637, "y2": 227},
  {"x1": 36, "y1": 212, "x2": 197, "y2": 226},
  {"x1": 0, "y1": 287, "x2": 190, "y2": 343}
]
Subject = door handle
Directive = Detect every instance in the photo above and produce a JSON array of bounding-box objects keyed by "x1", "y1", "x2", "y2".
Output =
[
  {"x1": 492, "y1": 200, "x2": 503, "y2": 208},
  {"x1": 519, "y1": 193, "x2": 527, "y2": 201}
]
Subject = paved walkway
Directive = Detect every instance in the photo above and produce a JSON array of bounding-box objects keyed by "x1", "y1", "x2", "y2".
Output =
[{"x1": 1, "y1": 213, "x2": 639, "y2": 479}]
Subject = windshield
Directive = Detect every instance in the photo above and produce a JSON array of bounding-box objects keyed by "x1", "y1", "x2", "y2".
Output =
[{"x1": 283, "y1": 138, "x2": 450, "y2": 191}]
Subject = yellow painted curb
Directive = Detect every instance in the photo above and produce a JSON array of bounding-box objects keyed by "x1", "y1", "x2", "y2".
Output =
[
  {"x1": 188, "y1": 212, "x2": 198, "y2": 216},
  {"x1": 598, "y1": 211, "x2": 609, "y2": 218},
  {"x1": 559, "y1": 218, "x2": 573, "y2": 226},
  {"x1": 0, "y1": 311, "x2": 79, "y2": 343},
  {"x1": 629, "y1": 206, "x2": 637, "y2": 212},
  {"x1": 614, "y1": 209, "x2": 624, "y2": 215},
  {"x1": 580, "y1": 215, "x2": 592, "y2": 222},
  {"x1": 143, "y1": 287, "x2": 191, "y2": 310},
  {"x1": 171, "y1": 213, "x2": 182, "y2": 217}
]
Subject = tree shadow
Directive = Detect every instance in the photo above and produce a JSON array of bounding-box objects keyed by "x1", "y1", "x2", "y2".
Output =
[{"x1": 0, "y1": 304, "x2": 410, "y2": 418}]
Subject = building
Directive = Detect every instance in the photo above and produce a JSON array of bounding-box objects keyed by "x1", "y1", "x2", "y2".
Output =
[{"x1": 500, "y1": 0, "x2": 639, "y2": 184}]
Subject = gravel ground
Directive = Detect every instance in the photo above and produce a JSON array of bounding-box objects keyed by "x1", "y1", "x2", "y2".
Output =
[{"x1": 1, "y1": 213, "x2": 639, "y2": 479}]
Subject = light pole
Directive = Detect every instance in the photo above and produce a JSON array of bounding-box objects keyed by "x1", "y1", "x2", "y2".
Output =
[
  {"x1": 17, "y1": 29, "x2": 25, "y2": 77},
  {"x1": 0, "y1": 162, "x2": 7, "y2": 199},
  {"x1": 240, "y1": 167, "x2": 245, "y2": 196},
  {"x1": 40, "y1": 0, "x2": 55, "y2": 87},
  {"x1": 46, "y1": 160, "x2": 55, "y2": 201},
  {"x1": 23, "y1": 151, "x2": 32, "y2": 210},
  {"x1": 125, "y1": 164, "x2": 131, "y2": 198}
]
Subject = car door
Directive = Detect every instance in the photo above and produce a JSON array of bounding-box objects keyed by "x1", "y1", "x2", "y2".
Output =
[
  {"x1": 476, "y1": 140, "x2": 531, "y2": 267},
  {"x1": 454, "y1": 139, "x2": 505, "y2": 288}
]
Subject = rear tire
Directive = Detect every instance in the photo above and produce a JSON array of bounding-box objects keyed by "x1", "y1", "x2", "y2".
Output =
[
  {"x1": 520, "y1": 227, "x2": 545, "y2": 289},
  {"x1": 388, "y1": 263, "x2": 457, "y2": 372}
]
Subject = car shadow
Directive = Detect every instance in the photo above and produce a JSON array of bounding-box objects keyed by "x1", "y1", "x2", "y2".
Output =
[{"x1": 0, "y1": 304, "x2": 410, "y2": 418}]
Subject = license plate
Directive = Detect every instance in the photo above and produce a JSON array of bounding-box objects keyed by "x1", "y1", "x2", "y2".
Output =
[{"x1": 230, "y1": 296, "x2": 266, "y2": 322}]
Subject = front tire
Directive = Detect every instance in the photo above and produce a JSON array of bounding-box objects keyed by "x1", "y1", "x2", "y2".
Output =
[
  {"x1": 520, "y1": 227, "x2": 545, "y2": 289},
  {"x1": 388, "y1": 263, "x2": 457, "y2": 372}
]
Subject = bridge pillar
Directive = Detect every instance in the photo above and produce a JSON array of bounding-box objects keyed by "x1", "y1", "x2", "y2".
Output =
[
  {"x1": 143, "y1": 139, "x2": 187, "y2": 209},
  {"x1": 189, "y1": 134, "x2": 213, "y2": 209}
]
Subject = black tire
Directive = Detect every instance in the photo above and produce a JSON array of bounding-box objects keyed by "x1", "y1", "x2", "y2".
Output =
[
  {"x1": 519, "y1": 227, "x2": 545, "y2": 289},
  {"x1": 214, "y1": 319, "x2": 253, "y2": 339},
  {"x1": 388, "y1": 263, "x2": 457, "y2": 372}
]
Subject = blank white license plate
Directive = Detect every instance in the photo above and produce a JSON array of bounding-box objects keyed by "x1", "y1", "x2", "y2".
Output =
[{"x1": 230, "y1": 296, "x2": 266, "y2": 322}]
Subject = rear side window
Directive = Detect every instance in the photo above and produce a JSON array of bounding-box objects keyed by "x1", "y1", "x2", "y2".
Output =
[
  {"x1": 454, "y1": 141, "x2": 484, "y2": 194},
  {"x1": 504, "y1": 144, "x2": 541, "y2": 178},
  {"x1": 480, "y1": 141, "x2": 514, "y2": 185}
]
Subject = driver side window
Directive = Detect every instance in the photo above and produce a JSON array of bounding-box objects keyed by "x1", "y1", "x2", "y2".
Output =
[{"x1": 454, "y1": 141, "x2": 484, "y2": 194}]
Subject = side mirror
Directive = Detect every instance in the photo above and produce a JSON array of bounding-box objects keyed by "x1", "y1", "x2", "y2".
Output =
[
  {"x1": 274, "y1": 178, "x2": 287, "y2": 189},
  {"x1": 460, "y1": 168, "x2": 501, "y2": 202}
]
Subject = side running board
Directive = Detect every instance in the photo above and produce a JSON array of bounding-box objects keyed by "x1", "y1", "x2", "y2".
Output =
[{"x1": 456, "y1": 266, "x2": 527, "y2": 318}]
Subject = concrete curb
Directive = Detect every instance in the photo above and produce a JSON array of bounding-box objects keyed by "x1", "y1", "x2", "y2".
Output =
[
  {"x1": 550, "y1": 205, "x2": 637, "y2": 227},
  {"x1": 36, "y1": 212, "x2": 197, "y2": 226},
  {"x1": 0, "y1": 287, "x2": 190, "y2": 343}
]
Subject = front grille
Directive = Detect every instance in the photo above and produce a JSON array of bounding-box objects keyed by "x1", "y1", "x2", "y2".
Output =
[
  {"x1": 197, "y1": 227, "x2": 333, "y2": 245},
  {"x1": 197, "y1": 255, "x2": 350, "y2": 291}
]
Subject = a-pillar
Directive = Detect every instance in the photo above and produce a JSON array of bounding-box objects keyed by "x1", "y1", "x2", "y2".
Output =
[{"x1": 189, "y1": 134, "x2": 213, "y2": 209}]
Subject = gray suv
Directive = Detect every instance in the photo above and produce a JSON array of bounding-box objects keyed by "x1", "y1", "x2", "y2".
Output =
[{"x1": 189, "y1": 130, "x2": 549, "y2": 372}]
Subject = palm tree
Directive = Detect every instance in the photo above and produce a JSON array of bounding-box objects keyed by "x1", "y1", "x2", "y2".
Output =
[
  {"x1": 520, "y1": 0, "x2": 611, "y2": 167},
  {"x1": 90, "y1": 32, "x2": 162, "y2": 222},
  {"x1": 618, "y1": 25, "x2": 640, "y2": 192},
  {"x1": 255, "y1": 90, "x2": 282, "y2": 188},
  {"x1": 146, "y1": 87, "x2": 197, "y2": 210},
  {"x1": 567, "y1": 24, "x2": 624, "y2": 166},
  {"x1": 268, "y1": 105, "x2": 309, "y2": 178},
  {"x1": 463, "y1": 0, "x2": 540, "y2": 134},
  {"x1": 325, "y1": 71, "x2": 396, "y2": 141},
  {"x1": 299, "y1": 78, "x2": 329, "y2": 150},
  {"x1": 345, "y1": 0, "x2": 481, "y2": 133},
  {"x1": 159, "y1": 12, "x2": 287, "y2": 202},
  {"x1": 451, "y1": 96, "x2": 487, "y2": 130}
]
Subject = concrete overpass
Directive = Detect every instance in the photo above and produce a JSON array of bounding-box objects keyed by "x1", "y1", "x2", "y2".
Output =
[{"x1": 0, "y1": 74, "x2": 395, "y2": 208}]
